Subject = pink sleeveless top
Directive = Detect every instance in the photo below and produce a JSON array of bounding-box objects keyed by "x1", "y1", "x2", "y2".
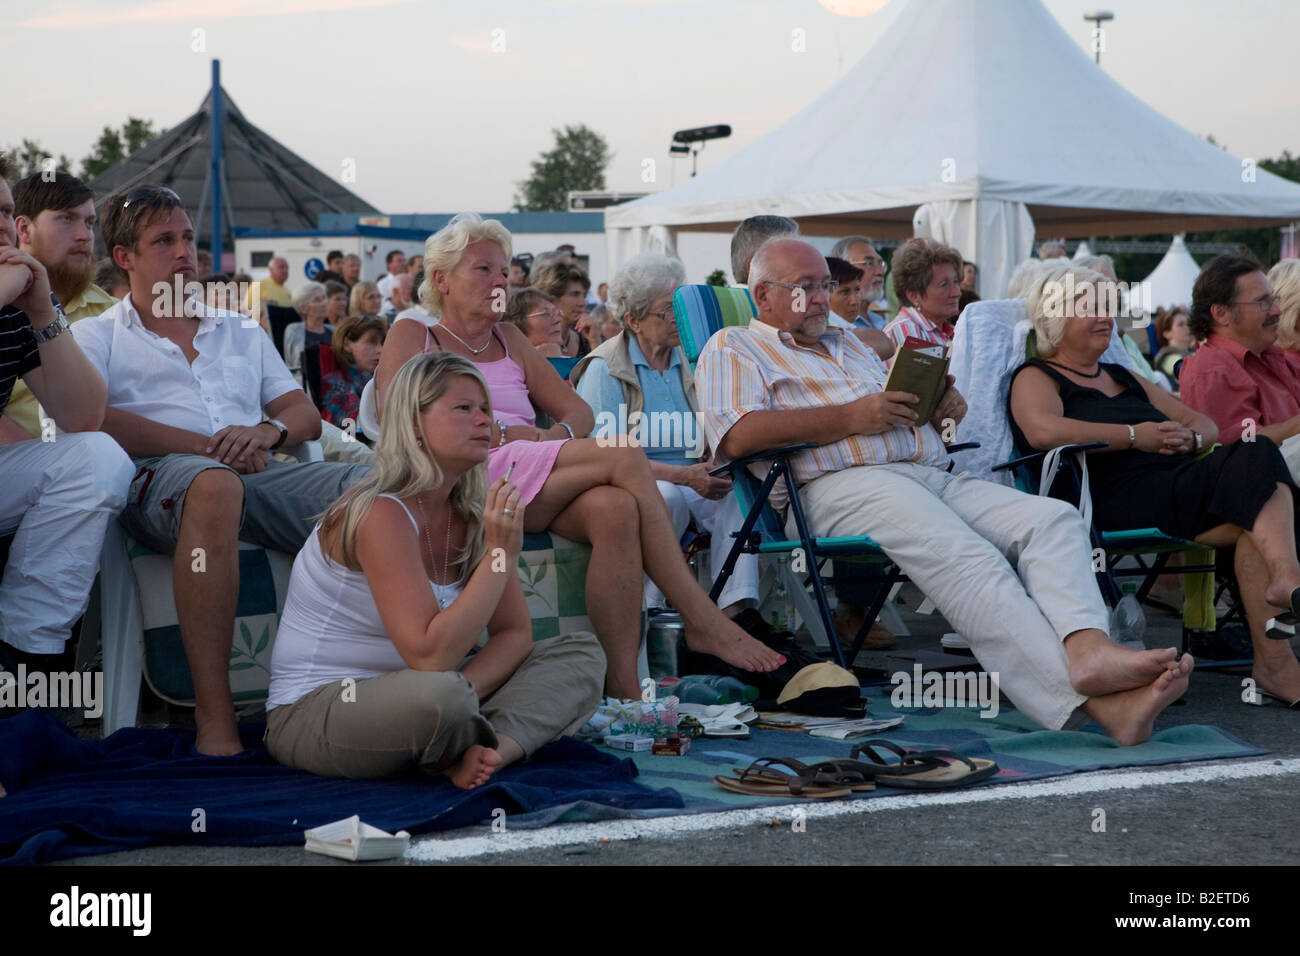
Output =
[
  {"x1": 424, "y1": 324, "x2": 535, "y2": 427},
  {"x1": 420, "y1": 321, "x2": 568, "y2": 505}
]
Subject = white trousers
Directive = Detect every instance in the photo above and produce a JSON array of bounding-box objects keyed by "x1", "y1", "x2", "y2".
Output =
[
  {"x1": 792, "y1": 462, "x2": 1109, "y2": 729},
  {"x1": 0, "y1": 433, "x2": 134, "y2": 654},
  {"x1": 649, "y1": 481, "x2": 758, "y2": 611}
]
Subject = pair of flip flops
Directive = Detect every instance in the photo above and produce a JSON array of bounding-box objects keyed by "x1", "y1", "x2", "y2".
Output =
[
  {"x1": 715, "y1": 756, "x2": 875, "y2": 798},
  {"x1": 714, "y1": 739, "x2": 999, "y2": 798}
]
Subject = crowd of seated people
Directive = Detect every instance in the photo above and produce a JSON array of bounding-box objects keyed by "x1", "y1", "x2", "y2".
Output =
[{"x1": 7, "y1": 155, "x2": 1300, "y2": 790}]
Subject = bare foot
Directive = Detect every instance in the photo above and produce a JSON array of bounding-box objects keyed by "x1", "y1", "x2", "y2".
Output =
[
  {"x1": 684, "y1": 618, "x2": 786, "y2": 673},
  {"x1": 1252, "y1": 650, "x2": 1300, "y2": 706},
  {"x1": 1066, "y1": 632, "x2": 1178, "y2": 697},
  {"x1": 446, "y1": 744, "x2": 502, "y2": 790},
  {"x1": 1084, "y1": 654, "x2": 1193, "y2": 746},
  {"x1": 195, "y1": 714, "x2": 243, "y2": 756}
]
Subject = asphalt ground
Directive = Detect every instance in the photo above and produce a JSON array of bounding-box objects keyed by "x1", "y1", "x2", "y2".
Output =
[{"x1": 42, "y1": 582, "x2": 1299, "y2": 870}]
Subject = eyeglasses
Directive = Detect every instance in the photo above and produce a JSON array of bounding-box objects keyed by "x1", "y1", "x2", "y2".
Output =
[
  {"x1": 525, "y1": 310, "x2": 562, "y2": 321},
  {"x1": 1232, "y1": 294, "x2": 1281, "y2": 310},
  {"x1": 644, "y1": 305, "x2": 675, "y2": 322},
  {"x1": 120, "y1": 186, "x2": 181, "y2": 209},
  {"x1": 762, "y1": 280, "x2": 839, "y2": 296},
  {"x1": 851, "y1": 257, "x2": 885, "y2": 270}
]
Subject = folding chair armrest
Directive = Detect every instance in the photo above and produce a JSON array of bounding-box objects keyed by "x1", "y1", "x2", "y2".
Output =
[
  {"x1": 944, "y1": 441, "x2": 980, "y2": 454},
  {"x1": 992, "y1": 441, "x2": 1106, "y2": 473},
  {"x1": 709, "y1": 442, "x2": 819, "y2": 477}
]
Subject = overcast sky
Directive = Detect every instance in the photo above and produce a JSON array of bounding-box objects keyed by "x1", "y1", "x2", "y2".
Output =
[{"x1": 5, "y1": 0, "x2": 1298, "y2": 214}]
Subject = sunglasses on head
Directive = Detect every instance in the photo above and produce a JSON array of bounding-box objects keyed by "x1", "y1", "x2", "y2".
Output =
[{"x1": 120, "y1": 186, "x2": 181, "y2": 209}]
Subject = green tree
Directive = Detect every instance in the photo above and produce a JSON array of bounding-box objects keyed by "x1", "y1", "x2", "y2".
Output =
[
  {"x1": 80, "y1": 117, "x2": 159, "y2": 179},
  {"x1": 4, "y1": 139, "x2": 73, "y2": 179},
  {"x1": 705, "y1": 269, "x2": 728, "y2": 286},
  {"x1": 514, "y1": 124, "x2": 611, "y2": 212}
]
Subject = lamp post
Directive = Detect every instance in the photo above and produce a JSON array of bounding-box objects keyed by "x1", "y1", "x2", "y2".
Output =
[
  {"x1": 1084, "y1": 10, "x2": 1114, "y2": 66},
  {"x1": 669, "y1": 124, "x2": 732, "y2": 177}
]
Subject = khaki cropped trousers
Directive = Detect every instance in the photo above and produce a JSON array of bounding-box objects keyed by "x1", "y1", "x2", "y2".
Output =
[{"x1": 265, "y1": 631, "x2": 605, "y2": 779}]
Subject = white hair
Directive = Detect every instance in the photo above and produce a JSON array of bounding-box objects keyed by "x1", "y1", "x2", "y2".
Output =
[
  {"x1": 1025, "y1": 262, "x2": 1109, "y2": 357},
  {"x1": 829, "y1": 235, "x2": 875, "y2": 259},
  {"x1": 290, "y1": 280, "x2": 326, "y2": 313},
  {"x1": 1073, "y1": 254, "x2": 1117, "y2": 281},
  {"x1": 1007, "y1": 259, "x2": 1050, "y2": 299},
  {"x1": 420, "y1": 212, "x2": 513, "y2": 316},
  {"x1": 607, "y1": 253, "x2": 686, "y2": 324}
]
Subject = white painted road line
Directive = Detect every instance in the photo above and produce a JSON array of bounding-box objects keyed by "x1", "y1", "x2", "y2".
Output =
[{"x1": 406, "y1": 757, "x2": 1300, "y2": 862}]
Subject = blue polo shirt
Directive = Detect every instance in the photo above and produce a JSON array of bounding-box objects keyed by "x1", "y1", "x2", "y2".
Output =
[{"x1": 575, "y1": 336, "x2": 701, "y2": 467}]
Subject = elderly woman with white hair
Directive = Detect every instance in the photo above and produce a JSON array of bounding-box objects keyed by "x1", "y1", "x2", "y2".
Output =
[
  {"x1": 283, "y1": 281, "x2": 335, "y2": 380},
  {"x1": 570, "y1": 253, "x2": 763, "y2": 629},
  {"x1": 376, "y1": 215, "x2": 784, "y2": 700},
  {"x1": 1009, "y1": 261, "x2": 1300, "y2": 709}
]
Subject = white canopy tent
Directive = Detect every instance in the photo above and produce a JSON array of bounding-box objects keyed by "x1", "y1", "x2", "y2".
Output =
[
  {"x1": 1141, "y1": 235, "x2": 1202, "y2": 310},
  {"x1": 607, "y1": 0, "x2": 1300, "y2": 298}
]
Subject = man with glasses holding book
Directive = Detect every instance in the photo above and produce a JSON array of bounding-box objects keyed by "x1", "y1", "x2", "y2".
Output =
[{"x1": 694, "y1": 237, "x2": 1193, "y2": 743}]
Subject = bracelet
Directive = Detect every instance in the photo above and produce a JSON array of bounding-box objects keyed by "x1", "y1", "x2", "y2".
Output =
[
  {"x1": 496, "y1": 420, "x2": 507, "y2": 447},
  {"x1": 1127, "y1": 425, "x2": 1136, "y2": 449},
  {"x1": 555, "y1": 421, "x2": 575, "y2": 439}
]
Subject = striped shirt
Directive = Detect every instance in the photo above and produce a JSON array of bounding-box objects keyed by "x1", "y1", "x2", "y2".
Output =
[
  {"x1": 0, "y1": 304, "x2": 41, "y2": 417},
  {"x1": 883, "y1": 306, "x2": 955, "y2": 354},
  {"x1": 695, "y1": 318, "x2": 949, "y2": 504}
]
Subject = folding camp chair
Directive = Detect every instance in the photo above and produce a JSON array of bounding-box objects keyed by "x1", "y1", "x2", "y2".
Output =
[
  {"x1": 265, "y1": 304, "x2": 300, "y2": 359},
  {"x1": 949, "y1": 298, "x2": 1247, "y2": 669},
  {"x1": 674, "y1": 284, "x2": 929, "y2": 667}
]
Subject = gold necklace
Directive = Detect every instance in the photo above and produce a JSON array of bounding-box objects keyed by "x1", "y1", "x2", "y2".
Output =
[
  {"x1": 438, "y1": 322, "x2": 494, "y2": 355},
  {"x1": 417, "y1": 493, "x2": 453, "y2": 604}
]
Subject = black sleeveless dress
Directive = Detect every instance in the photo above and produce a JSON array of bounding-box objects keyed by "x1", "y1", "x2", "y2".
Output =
[{"x1": 1007, "y1": 359, "x2": 1293, "y2": 540}]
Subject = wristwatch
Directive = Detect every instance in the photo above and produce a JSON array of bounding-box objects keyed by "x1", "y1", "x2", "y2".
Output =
[
  {"x1": 31, "y1": 300, "x2": 70, "y2": 344},
  {"x1": 1192, "y1": 430, "x2": 1203, "y2": 452},
  {"x1": 264, "y1": 418, "x2": 289, "y2": 450}
]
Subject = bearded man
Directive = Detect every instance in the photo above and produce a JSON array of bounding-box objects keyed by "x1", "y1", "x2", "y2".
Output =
[{"x1": 3, "y1": 171, "x2": 116, "y2": 442}]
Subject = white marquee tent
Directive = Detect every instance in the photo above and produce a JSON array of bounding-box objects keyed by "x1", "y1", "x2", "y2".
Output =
[
  {"x1": 606, "y1": 0, "x2": 1300, "y2": 297},
  {"x1": 1141, "y1": 235, "x2": 1202, "y2": 310}
]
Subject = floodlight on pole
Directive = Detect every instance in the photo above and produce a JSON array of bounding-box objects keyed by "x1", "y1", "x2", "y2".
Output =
[
  {"x1": 669, "y1": 124, "x2": 731, "y2": 177},
  {"x1": 1084, "y1": 11, "x2": 1114, "y2": 66}
]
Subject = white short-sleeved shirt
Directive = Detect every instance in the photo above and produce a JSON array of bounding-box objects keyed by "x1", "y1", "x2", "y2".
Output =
[{"x1": 72, "y1": 294, "x2": 300, "y2": 436}]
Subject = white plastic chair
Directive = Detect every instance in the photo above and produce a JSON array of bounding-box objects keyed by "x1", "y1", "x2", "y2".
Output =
[{"x1": 92, "y1": 441, "x2": 322, "y2": 736}]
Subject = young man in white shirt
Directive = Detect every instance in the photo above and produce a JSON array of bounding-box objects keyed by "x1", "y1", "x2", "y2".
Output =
[{"x1": 72, "y1": 185, "x2": 370, "y2": 755}]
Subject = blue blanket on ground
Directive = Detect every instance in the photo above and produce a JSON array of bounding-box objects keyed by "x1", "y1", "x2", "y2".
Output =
[{"x1": 0, "y1": 711, "x2": 684, "y2": 865}]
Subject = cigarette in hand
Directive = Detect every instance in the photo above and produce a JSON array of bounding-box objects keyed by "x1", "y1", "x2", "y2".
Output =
[{"x1": 505, "y1": 461, "x2": 517, "y2": 483}]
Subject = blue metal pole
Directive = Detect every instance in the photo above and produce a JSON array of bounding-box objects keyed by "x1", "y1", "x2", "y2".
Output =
[{"x1": 210, "y1": 59, "x2": 223, "y2": 265}]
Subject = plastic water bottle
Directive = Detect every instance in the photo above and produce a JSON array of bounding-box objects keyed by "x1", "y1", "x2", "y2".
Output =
[
  {"x1": 1111, "y1": 582, "x2": 1147, "y2": 649},
  {"x1": 664, "y1": 675, "x2": 759, "y2": 705}
]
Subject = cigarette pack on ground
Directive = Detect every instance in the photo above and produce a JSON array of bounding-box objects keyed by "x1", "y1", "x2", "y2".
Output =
[
  {"x1": 304, "y1": 815, "x2": 410, "y2": 861},
  {"x1": 604, "y1": 734, "x2": 654, "y2": 751},
  {"x1": 652, "y1": 735, "x2": 692, "y2": 756}
]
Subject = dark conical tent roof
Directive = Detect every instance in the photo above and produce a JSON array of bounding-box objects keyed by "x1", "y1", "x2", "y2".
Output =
[{"x1": 89, "y1": 85, "x2": 379, "y2": 249}]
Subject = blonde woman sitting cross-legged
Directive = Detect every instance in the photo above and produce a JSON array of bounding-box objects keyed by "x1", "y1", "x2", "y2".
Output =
[{"x1": 266, "y1": 352, "x2": 605, "y2": 785}]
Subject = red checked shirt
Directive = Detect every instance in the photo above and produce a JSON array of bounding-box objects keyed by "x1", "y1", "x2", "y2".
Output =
[
  {"x1": 882, "y1": 306, "x2": 956, "y2": 355},
  {"x1": 1179, "y1": 334, "x2": 1300, "y2": 443}
]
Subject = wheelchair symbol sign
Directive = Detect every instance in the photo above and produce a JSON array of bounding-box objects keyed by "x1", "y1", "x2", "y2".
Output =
[{"x1": 305, "y1": 257, "x2": 324, "y2": 279}]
